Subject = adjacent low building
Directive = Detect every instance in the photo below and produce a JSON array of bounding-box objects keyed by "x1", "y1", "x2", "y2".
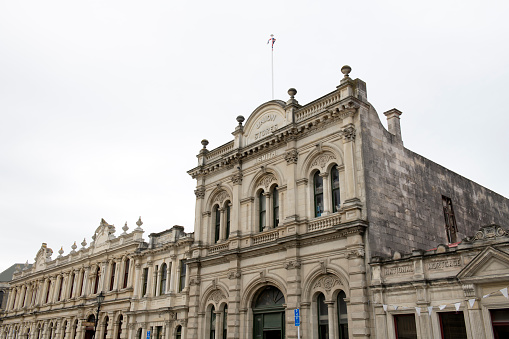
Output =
[{"x1": 1, "y1": 66, "x2": 508, "y2": 339}]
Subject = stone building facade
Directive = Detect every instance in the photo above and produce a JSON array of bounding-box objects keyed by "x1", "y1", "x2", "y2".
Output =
[{"x1": 1, "y1": 66, "x2": 509, "y2": 339}]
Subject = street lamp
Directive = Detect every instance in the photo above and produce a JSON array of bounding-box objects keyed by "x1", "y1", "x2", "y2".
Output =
[{"x1": 92, "y1": 292, "x2": 105, "y2": 339}]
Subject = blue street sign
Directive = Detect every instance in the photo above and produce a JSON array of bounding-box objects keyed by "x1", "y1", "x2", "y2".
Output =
[
  {"x1": 146, "y1": 330, "x2": 151, "y2": 339},
  {"x1": 294, "y1": 308, "x2": 300, "y2": 326}
]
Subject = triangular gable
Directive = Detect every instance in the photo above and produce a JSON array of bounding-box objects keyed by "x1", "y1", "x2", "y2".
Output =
[{"x1": 457, "y1": 246, "x2": 509, "y2": 283}]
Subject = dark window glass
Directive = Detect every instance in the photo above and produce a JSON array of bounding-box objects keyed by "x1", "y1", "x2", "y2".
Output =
[
  {"x1": 491, "y1": 309, "x2": 509, "y2": 339},
  {"x1": 259, "y1": 191, "x2": 266, "y2": 231},
  {"x1": 142, "y1": 268, "x2": 148, "y2": 296},
  {"x1": 0, "y1": 291, "x2": 4, "y2": 309},
  {"x1": 314, "y1": 172, "x2": 324, "y2": 217},
  {"x1": 317, "y1": 293, "x2": 328, "y2": 339},
  {"x1": 226, "y1": 204, "x2": 231, "y2": 240},
  {"x1": 254, "y1": 286, "x2": 285, "y2": 308},
  {"x1": 110, "y1": 262, "x2": 116, "y2": 291},
  {"x1": 210, "y1": 305, "x2": 216, "y2": 339},
  {"x1": 179, "y1": 261, "x2": 186, "y2": 292},
  {"x1": 160, "y1": 263, "x2": 167, "y2": 295},
  {"x1": 439, "y1": 312, "x2": 467, "y2": 339},
  {"x1": 442, "y1": 196, "x2": 458, "y2": 243},
  {"x1": 331, "y1": 165, "x2": 340, "y2": 212},
  {"x1": 223, "y1": 305, "x2": 228, "y2": 339},
  {"x1": 69, "y1": 273, "x2": 75, "y2": 298},
  {"x1": 58, "y1": 277, "x2": 63, "y2": 301},
  {"x1": 273, "y1": 186, "x2": 279, "y2": 227},
  {"x1": 123, "y1": 259, "x2": 130, "y2": 289},
  {"x1": 214, "y1": 205, "x2": 221, "y2": 243},
  {"x1": 337, "y1": 291, "x2": 348, "y2": 339},
  {"x1": 45, "y1": 281, "x2": 51, "y2": 303},
  {"x1": 117, "y1": 316, "x2": 123, "y2": 339},
  {"x1": 136, "y1": 329, "x2": 142, "y2": 339},
  {"x1": 175, "y1": 326, "x2": 182, "y2": 339},
  {"x1": 73, "y1": 320, "x2": 78, "y2": 339},
  {"x1": 103, "y1": 317, "x2": 109, "y2": 339},
  {"x1": 93, "y1": 267, "x2": 100, "y2": 294},
  {"x1": 394, "y1": 314, "x2": 417, "y2": 339}
]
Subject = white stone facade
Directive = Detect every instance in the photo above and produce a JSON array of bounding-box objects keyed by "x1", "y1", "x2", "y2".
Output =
[{"x1": 1, "y1": 67, "x2": 509, "y2": 339}]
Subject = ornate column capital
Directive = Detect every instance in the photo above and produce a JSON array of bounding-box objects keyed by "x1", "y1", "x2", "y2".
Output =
[
  {"x1": 284, "y1": 149, "x2": 298, "y2": 164},
  {"x1": 194, "y1": 186, "x2": 206, "y2": 199}
]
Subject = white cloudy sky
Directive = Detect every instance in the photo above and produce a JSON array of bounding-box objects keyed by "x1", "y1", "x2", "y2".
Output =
[{"x1": 1, "y1": 0, "x2": 508, "y2": 271}]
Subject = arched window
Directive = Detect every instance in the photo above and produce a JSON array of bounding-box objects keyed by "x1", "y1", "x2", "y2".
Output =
[
  {"x1": 123, "y1": 259, "x2": 130, "y2": 289},
  {"x1": 48, "y1": 323, "x2": 53, "y2": 339},
  {"x1": 69, "y1": 272, "x2": 75, "y2": 298},
  {"x1": 109, "y1": 262, "x2": 116, "y2": 291},
  {"x1": 57, "y1": 276, "x2": 63, "y2": 301},
  {"x1": 331, "y1": 165, "x2": 340, "y2": 213},
  {"x1": 314, "y1": 172, "x2": 324, "y2": 217},
  {"x1": 214, "y1": 205, "x2": 220, "y2": 243},
  {"x1": 337, "y1": 291, "x2": 348, "y2": 339},
  {"x1": 93, "y1": 267, "x2": 100, "y2": 295},
  {"x1": 45, "y1": 281, "x2": 51, "y2": 304},
  {"x1": 117, "y1": 315, "x2": 123, "y2": 339},
  {"x1": 225, "y1": 203, "x2": 231, "y2": 240},
  {"x1": 61, "y1": 321, "x2": 67, "y2": 339},
  {"x1": 317, "y1": 293, "x2": 328, "y2": 339},
  {"x1": 223, "y1": 305, "x2": 228, "y2": 339},
  {"x1": 72, "y1": 320, "x2": 78, "y2": 339},
  {"x1": 160, "y1": 263, "x2": 167, "y2": 295},
  {"x1": 103, "y1": 316, "x2": 109, "y2": 339},
  {"x1": 136, "y1": 328, "x2": 142, "y2": 339},
  {"x1": 79, "y1": 270, "x2": 85, "y2": 296},
  {"x1": 273, "y1": 186, "x2": 279, "y2": 227},
  {"x1": 259, "y1": 191, "x2": 266, "y2": 232},
  {"x1": 210, "y1": 306, "x2": 216, "y2": 339},
  {"x1": 175, "y1": 326, "x2": 182, "y2": 339}
]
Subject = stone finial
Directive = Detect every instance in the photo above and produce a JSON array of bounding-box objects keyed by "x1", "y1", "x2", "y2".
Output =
[
  {"x1": 201, "y1": 139, "x2": 209, "y2": 149},
  {"x1": 81, "y1": 238, "x2": 87, "y2": 249},
  {"x1": 288, "y1": 88, "x2": 297, "y2": 99},
  {"x1": 23, "y1": 261, "x2": 29, "y2": 269},
  {"x1": 135, "y1": 216, "x2": 144, "y2": 231},
  {"x1": 58, "y1": 247, "x2": 64, "y2": 257},
  {"x1": 236, "y1": 115, "x2": 245, "y2": 126},
  {"x1": 122, "y1": 222, "x2": 129, "y2": 235},
  {"x1": 341, "y1": 65, "x2": 352, "y2": 78},
  {"x1": 71, "y1": 242, "x2": 77, "y2": 253}
]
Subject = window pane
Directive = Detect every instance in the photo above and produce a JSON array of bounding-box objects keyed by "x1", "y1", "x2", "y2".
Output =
[
  {"x1": 314, "y1": 172, "x2": 324, "y2": 217},
  {"x1": 394, "y1": 314, "x2": 417, "y2": 339},
  {"x1": 273, "y1": 187, "x2": 279, "y2": 227},
  {"x1": 439, "y1": 312, "x2": 467, "y2": 339},
  {"x1": 317, "y1": 293, "x2": 328, "y2": 325}
]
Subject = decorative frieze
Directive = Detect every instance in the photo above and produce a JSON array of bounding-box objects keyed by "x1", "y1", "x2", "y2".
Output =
[{"x1": 313, "y1": 275, "x2": 341, "y2": 291}]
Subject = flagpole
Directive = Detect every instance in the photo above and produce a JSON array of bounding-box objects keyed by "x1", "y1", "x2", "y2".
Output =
[{"x1": 271, "y1": 45, "x2": 274, "y2": 100}]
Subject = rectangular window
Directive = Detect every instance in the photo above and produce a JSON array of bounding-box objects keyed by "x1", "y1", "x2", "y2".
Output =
[
  {"x1": 490, "y1": 308, "x2": 509, "y2": 339},
  {"x1": 442, "y1": 196, "x2": 458, "y2": 243},
  {"x1": 179, "y1": 261, "x2": 186, "y2": 292},
  {"x1": 110, "y1": 262, "x2": 116, "y2": 291},
  {"x1": 394, "y1": 314, "x2": 417, "y2": 339},
  {"x1": 123, "y1": 259, "x2": 130, "y2": 289},
  {"x1": 439, "y1": 312, "x2": 467, "y2": 339},
  {"x1": 142, "y1": 268, "x2": 148, "y2": 296}
]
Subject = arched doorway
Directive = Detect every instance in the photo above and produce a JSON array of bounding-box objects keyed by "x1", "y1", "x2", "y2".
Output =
[
  {"x1": 252, "y1": 286, "x2": 285, "y2": 339},
  {"x1": 84, "y1": 315, "x2": 95, "y2": 339}
]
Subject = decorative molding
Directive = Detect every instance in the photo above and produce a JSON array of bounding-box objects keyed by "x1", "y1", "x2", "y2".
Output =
[
  {"x1": 227, "y1": 270, "x2": 241, "y2": 280},
  {"x1": 284, "y1": 149, "x2": 299, "y2": 164},
  {"x1": 231, "y1": 172, "x2": 243, "y2": 185},
  {"x1": 463, "y1": 224, "x2": 508, "y2": 243},
  {"x1": 208, "y1": 290, "x2": 226, "y2": 304},
  {"x1": 342, "y1": 125, "x2": 356, "y2": 141},
  {"x1": 213, "y1": 190, "x2": 231, "y2": 205},
  {"x1": 311, "y1": 152, "x2": 336, "y2": 169},
  {"x1": 462, "y1": 284, "x2": 475, "y2": 298},
  {"x1": 346, "y1": 248, "x2": 365, "y2": 259},
  {"x1": 259, "y1": 174, "x2": 276, "y2": 189},
  {"x1": 194, "y1": 187, "x2": 206, "y2": 199},
  {"x1": 284, "y1": 260, "x2": 301, "y2": 270},
  {"x1": 189, "y1": 277, "x2": 201, "y2": 286},
  {"x1": 313, "y1": 275, "x2": 341, "y2": 291}
]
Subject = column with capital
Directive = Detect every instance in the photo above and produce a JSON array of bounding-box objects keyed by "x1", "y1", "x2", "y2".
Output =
[
  {"x1": 155, "y1": 266, "x2": 162, "y2": 297},
  {"x1": 132, "y1": 260, "x2": 142, "y2": 299}
]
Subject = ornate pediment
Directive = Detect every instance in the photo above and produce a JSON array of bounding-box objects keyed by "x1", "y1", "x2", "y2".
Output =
[
  {"x1": 242, "y1": 101, "x2": 289, "y2": 146},
  {"x1": 457, "y1": 246, "x2": 509, "y2": 283}
]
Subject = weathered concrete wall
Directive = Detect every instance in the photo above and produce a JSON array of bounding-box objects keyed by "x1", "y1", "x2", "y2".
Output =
[{"x1": 361, "y1": 105, "x2": 509, "y2": 257}]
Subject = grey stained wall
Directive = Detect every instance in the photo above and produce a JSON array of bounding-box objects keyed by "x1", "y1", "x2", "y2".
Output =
[{"x1": 360, "y1": 105, "x2": 509, "y2": 258}]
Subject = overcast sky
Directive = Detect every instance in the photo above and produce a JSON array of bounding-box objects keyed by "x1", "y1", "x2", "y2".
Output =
[{"x1": 1, "y1": 0, "x2": 508, "y2": 272}]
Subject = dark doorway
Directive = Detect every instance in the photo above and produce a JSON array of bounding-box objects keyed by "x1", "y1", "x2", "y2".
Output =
[
  {"x1": 491, "y1": 309, "x2": 509, "y2": 339},
  {"x1": 252, "y1": 286, "x2": 285, "y2": 339}
]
